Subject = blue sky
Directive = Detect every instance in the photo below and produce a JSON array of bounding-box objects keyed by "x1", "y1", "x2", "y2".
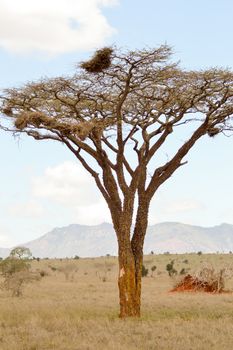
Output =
[{"x1": 0, "y1": 0, "x2": 233, "y2": 247}]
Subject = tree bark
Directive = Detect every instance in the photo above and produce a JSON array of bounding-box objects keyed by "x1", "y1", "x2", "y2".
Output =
[
  {"x1": 111, "y1": 191, "x2": 150, "y2": 318},
  {"x1": 116, "y1": 212, "x2": 146, "y2": 317},
  {"x1": 118, "y1": 240, "x2": 142, "y2": 317}
]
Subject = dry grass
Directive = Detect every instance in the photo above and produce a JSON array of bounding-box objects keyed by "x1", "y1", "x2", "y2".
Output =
[{"x1": 1, "y1": 254, "x2": 233, "y2": 349}]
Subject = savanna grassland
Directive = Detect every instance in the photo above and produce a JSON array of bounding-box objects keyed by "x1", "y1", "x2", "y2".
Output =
[{"x1": 1, "y1": 254, "x2": 233, "y2": 350}]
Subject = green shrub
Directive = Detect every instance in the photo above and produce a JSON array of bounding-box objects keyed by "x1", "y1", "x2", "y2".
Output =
[
  {"x1": 0, "y1": 257, "x2": 30, "y2": 276},
  {"x1": 166, "y1": 260, "x2": 177, "y2": 277},
  {"x1": 142, "y1": 264, "x2": 149, "y2": 277},
  {"x1": 39, "y1": 270, "x2": 48, "y2": 277},
  {"x1": 151, "y1": 265, "x2": 157, "y2": 277},
  {"x1": 0, "y1": 253, "x2": 39, "y2": 297},
  {"x1": 49, "y1": 266, "x2": 57, "y2": 272},
  {"x1": 10, "y1": 246, "x2": 32, "y2": 260}
]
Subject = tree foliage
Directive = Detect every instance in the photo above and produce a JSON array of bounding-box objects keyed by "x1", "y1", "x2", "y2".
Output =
[
  {"x1": 1, "y1": 46, "x2": 232, "y2": 212},
  {"x1": 0, "y1": 247, "x2": 38, "y2": 297},
  {"x1": 10, "y1": 246, "x2": 32, "y2": 260},
  {"x1": 0, "y1": 256, "x2": 30, "y2": 276},
  {"x1": 166, "y1": 260, "x2": 177, "y2": 277},
  {"x1": 141, "y1": 264, "x2": 148, "y2": 277}
]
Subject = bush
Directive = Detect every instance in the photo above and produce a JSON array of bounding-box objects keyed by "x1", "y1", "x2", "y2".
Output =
[
  {"x1": 172, "y1": 265, "x2": 231, "y2": 293},
  {"x1": 151, "y1": 265, "x2": 157, "y2": 277},
  {"x1": 39, "y1": 270, "x2": 48, "y2": 277},
  {"x1": 142, "y1": 264, "x2": 149, "y2": 277},
  {"x1": 49, "y1": 266, "x2": 57, "y2": 272},
  {"x1": 0, "y1": 256, "x2": 40, "y2": 296},
  {"x1": 0, "y1": 257, "x2": 30, "y2": 276},
  {"x1": 10, "y1": 246, "x2": 32, "y2": 260},
  {"x1": 197, "y1": 266, "x2": 225, "y2": 292},
  {"x1": 166, "y1": 260, "x2": 177, "y2": 277},
  {"x1": 58, "y1": 263, "x2": 79, "y2": 281}
]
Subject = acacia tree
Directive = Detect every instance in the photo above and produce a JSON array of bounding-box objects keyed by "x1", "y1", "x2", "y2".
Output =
[
  {"x1": 0, "y1": 46, "x2": 233, "y2": 317},
  {"x1": 10, "y1": 246, "x2": 32, "y2": 260},
  {"x1": 0, "y1": 247, "x2": 38, "y2": 297}
]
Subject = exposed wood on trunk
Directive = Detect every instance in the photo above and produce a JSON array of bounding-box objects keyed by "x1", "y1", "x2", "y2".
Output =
[{"x1": 118, "y1": 234, "x2": 141, "y2": 317}]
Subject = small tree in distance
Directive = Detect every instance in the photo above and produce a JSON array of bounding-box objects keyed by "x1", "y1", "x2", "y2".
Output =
[
  {"x1": 10, "y1": 246, "x2": 32, "y2": 260},
  {"x1": 142, "y1": 264, "x2": 149, "y2": 277},
  {"x1": 151, "y1": 265, "x2": 157, "y2": 277},
  {"x1": 0, "y1": 45, "x2": 233, "y2": 317},
  {"x1": 166, "y1": 260, "x2": 177, "y2": 277},
  {"x1": 0, "y1": 247, "x2": 39, "y2": 296}
]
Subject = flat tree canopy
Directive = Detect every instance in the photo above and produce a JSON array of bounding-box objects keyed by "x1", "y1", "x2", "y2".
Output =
[
  {"x1": 0, "y1": 46, "x2": 233, "y2": 317},
  {"x1": 10, "y1": 246, "x2": 32, "y2": 260}
]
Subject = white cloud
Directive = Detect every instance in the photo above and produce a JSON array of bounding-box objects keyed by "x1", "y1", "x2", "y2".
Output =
[
  {"x1": 31, "y1": 161, "x2": 111, "y2": 225},
  {"x1": 8, "y1": 200, "x2": 44, "y2": 218},
  {"x1": 165, "y1": 199, "x2": 204, "y2": 214},
  {"x1": 0, "y1": 0, "x2": 118, "y2": 55},
  {"x1": 148, "y1": 197, "x2": 205, "y2": 225},
  {"x1": 0, "y1": 226, "x2": 16, "y2": 247},
  {"x1": 32, "y1": 161, "x2": 100, "y2": 206},
  {"x1": 73, "y1": 201, "x2": 111, "y2": 225}
]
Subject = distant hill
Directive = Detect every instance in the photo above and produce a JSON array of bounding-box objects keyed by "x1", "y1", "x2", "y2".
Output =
[
  {"x1": 145, "y1": 222, "x2": 233, "y2": 254},
  {"x1": 25, "y1": 223, "x2": 116, "y2": 258},
  {"x1": 1, "y1": 222, "x2": 233, "y2": 258}
]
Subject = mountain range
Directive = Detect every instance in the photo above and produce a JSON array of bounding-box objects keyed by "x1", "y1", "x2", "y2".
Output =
[{"x1": 1, "y1": 222, "x2": 233, "y2": 258}]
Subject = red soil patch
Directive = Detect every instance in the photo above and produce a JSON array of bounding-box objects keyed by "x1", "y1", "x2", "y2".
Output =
[{"x1": 171, "y1": 274, "x2": 225, "y2": 293}]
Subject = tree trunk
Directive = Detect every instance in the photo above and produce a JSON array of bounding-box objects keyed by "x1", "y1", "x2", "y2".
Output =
[
  {"x1": 111, "y1": 197, "x2": 147, "y2": 318},
  {"x1": 120, "y1": 196, "x2": 149, "y2": 318},
  {"x1": 118, "y1": 242, "x2": 142, "y2": 317}
]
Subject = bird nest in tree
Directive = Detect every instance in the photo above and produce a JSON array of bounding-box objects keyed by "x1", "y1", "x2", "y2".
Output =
[
  {"x1": 2, "y1": 107, "x2": 13, "y2": 116},
  {"x1": 207, "y1": 127, "x2": 220, "y2": 137},
  {"x1": 14, "y1": 112, "x2": 44, "y2": 130},
  {"x1": 80, "y1": 47, "x2": 113, "y2": 73},
  {"x1": 14, "y1": 111, "x2": 114, "y2": 140}
]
